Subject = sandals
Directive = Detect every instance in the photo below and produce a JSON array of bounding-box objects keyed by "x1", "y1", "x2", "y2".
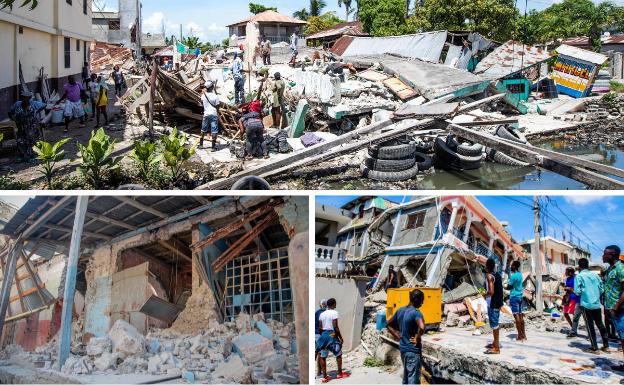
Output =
[
  {"x1": 336, "y1": 373, "x2": 351, "y2": 379},
  {"x1": 484, "y1": 348, "x2": 500, "y2": 355},
  {"x1": 321, "y1": 376, "x2": 332, "y2": 383}
]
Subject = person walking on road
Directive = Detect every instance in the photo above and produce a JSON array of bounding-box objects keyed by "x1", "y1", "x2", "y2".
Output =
[
  {"x1": 563, "y1": 267, "x2": 583, "y2": 338},
  {"x1": 574, "y1": 257, "x2": 610, "y2": 353},
  {"x1": 387, "y1": 289, "x2": 426, "y2": 384},
  {"x1": 506, "y1": 260, "x2": 526, "y2": 341},
  {"x1": 315, "y1": 299, "x2": 327, "y2": 379},
  {"x1": 485, "y1": 258, "x2": 503, "y2": 354},
  {"x1": 111, "y1": 65, "x2": 125, "y2": 97},
  {"x1": 602, "y1": 245, "x2": 624, "y2": 369},
  {"x1": 56, "y1": 75, "x2": 86, "y2": 132},
  {"x1": 8, "y1": 91, "x2": 46, "y2": 162},
  {"x1": 316, "y1": 298, "x2": 349, "y2": 383}
]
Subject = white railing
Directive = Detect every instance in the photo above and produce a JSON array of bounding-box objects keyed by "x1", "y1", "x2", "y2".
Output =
[{"x1": 315, "y1": 245, "x2": 345, "y2": 275}]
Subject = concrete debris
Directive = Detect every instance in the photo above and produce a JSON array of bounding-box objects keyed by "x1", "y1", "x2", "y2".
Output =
[
  {"x1": 170, "y1": 283, "x2": 218, "y2": 335},
  {"x1": 2, "y1": 311, "x2": 299, "y2": 384},
  {"x1": 108, "y1": 319, "x2": 146, "y2": 358}
]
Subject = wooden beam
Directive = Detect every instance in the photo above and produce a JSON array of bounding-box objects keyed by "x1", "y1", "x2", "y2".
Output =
[
  {"x1": 212, "y1": 212, "x2": 278, "y2": 272},
  {"x1": 454, "y1": 119, "x2": 519, "y2": 127},
  {"x1": 449, "y1": 124, "x2": 624, "y2": 190},
  {"x1": 115, "y1": 197, "x2": 168, "y2": 219},
  {"x1": 158, "y1": 238, "x2": 193, "y2": 263},
  {"x1": 0, "y1": 241, "x2": 24, "y2": 338},
  {"x1": 190, "y1": 199, "x2": 282, "y2": 252},
  {"x1": 59, "y1": 197, "x2": 88, "y2": 368}
]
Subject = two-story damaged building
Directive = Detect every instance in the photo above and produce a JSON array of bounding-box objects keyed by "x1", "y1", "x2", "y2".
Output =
[{"x1": 358, "y1": 196, "x2": 527, "y2": 295}]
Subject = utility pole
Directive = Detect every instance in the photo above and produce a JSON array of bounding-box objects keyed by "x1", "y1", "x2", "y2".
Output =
[
  {"x1": 532, "y1": 196, "x2": 543, "y2": 312},
  {"x1": 179, "y1": 24, "x2": 183, "y2": 42}
]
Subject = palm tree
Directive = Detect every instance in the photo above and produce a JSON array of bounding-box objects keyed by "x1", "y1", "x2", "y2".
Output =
[
  {"x1": 309, "y1": 0, "x2": 327, "y2": 17},
  {"x1": 293, "y1": 8, "x2": 310, "y2": 20},
  {"x1": 338, "y1": 0, "x2": 353, "y2": 21}
]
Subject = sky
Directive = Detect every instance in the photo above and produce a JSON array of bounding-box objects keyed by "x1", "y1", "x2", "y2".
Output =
[
  {"x1": 316, "y1": 195, "x2": 624, "y2": 260},
  {"x1": 93, "y1": 0, "x2": 346, "y2": 44}
]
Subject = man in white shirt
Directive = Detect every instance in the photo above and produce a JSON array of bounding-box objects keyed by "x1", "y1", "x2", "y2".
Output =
[
  {"x1": 200, "y1": 81, "x2": 220, "y2": 151},
  {"x1": 317, "y1": 298, "x2": 349, "y2": 382}
]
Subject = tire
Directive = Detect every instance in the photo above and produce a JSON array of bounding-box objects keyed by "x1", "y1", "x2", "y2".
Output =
[
  {"x1": 415, "y1": 151, "x2": 433, "y2": 171},
  {"x1": 368, "y1": 142, "x2": 417, "y2": 160},
  {"x1": 364, "y1": 154, "x2": 416, "y2": 172},
  {"x1": 446, "y1": 135, "x2": 484, "y2": 157},
  {"x1": 360, "y1": 162, "x2": 421, "y2": 182},
  {"x1": 231, "y1": 176, "x2": 271, "y2": 190},
  {"x1": 495, "y1": 125, "x2": 528, "y2": 144},
  {"x1": 434, "y1": 137, "x2": 482, "y2": 171},
  {"x1": 415, "y1": 142, "x2": 434, "y2": 153},
  {"x1": 486, "y1": 148, "x2": 530, "y2": 167}
]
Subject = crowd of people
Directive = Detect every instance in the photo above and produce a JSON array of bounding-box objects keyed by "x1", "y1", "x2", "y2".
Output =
[{"x1": 8, "y1": 63, "x2": 125, "y2": 163}]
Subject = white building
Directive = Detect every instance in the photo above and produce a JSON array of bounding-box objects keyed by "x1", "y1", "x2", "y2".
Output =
[
  {"x1": 91, "y1": 0, "x2": 141, "y2": 54},
  {"x1": 520, "y1": 236, "x2": 592, "y2": 277},
  {"x1": 0, "y1": 0, "x2": 93, "y2": 120}
]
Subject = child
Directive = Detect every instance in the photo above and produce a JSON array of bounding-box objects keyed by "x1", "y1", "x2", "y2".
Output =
[{"x1": 95, "y1": 76, "x2": 109, "y2": 127}]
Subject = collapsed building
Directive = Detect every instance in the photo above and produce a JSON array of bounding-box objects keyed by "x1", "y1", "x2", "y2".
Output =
[{"x1": 0, "y1": 195, "x2": 309, "y2": 384}]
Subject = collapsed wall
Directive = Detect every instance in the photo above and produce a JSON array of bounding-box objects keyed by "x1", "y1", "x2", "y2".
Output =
[{"x1": 170, "y1": 282, "x2": 218, "y2": 335}]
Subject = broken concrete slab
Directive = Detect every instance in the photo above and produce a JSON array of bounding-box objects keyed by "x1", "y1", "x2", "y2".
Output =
[
  {"x1": 232, "y1": 332, "x2": 275, "y2": 364},
  {"x1": 212, "y1": 354, "x2": 251, "y2": 384},
  {"x1": 108, "y1": 319, "x2": 146, "y2": 358},
  {"x1": 394, "y1": 102, "x2": 460, "y2": 120},
  {"x1": 86, "y1": 337, "x2": 111, "y2": 357}
]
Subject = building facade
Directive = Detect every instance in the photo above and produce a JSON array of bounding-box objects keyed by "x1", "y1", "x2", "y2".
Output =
[
  {"x1": 91, "y1": 0, "x2": 141, "y2": 54},
  {"x1": 520, "y1": 236, "x2": 591, "y2": 277},
  {"x1": 0, "y1": 0, "x2": 93, "y2": 120},
  {"x1": 226, "y1": 10, "x2": 307, "y2": 45}
]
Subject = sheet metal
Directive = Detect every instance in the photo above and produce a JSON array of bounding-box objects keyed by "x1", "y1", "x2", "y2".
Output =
[
  {"x1": 332, "y1": 31, "x2": 448, "y2": 63},
  {"x1": 474, "y1": 40, "x2": 553, "y2": 79},
  {"x1": 139, "y1": 295, "x2": 184, "y2": 324},
  {"x1": 556, "y1": 44, "x2": 608, "y2": 65}
]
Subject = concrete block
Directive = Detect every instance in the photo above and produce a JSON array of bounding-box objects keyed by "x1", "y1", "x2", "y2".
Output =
[
  {"x1": 274, "y1": 373, "x2": 299, "y2": 384},
  {"x1": 94, "y1": 352, "x2": 117, "y2": 372},
  {"x1": 86, "y1": 336, "x2": 112, "y2": 356},
  {"x1": 147, "y1": 338, "x2": 161, "y2": 354},
  {"x1": 233, "y1": 332, "x2": 275, "y2": 363},
  {"x1": 108, "y1": 319, "x2": 146, "y2": 358},
  {"x1": 147, "y1": 356, "x2": 161, "y2": 373},
  {"x1": 263, "y1": 354, "x2": 286, "y2": 372},
  {"x1": 213, "y1": 354, "x2": 251, "y2": 383},
  {"x1": 183, "y1": 370, "x2": 195, "y2": 383},
  {"x1": 254, "y1": 321, "x2": 273, "y2": 340}
]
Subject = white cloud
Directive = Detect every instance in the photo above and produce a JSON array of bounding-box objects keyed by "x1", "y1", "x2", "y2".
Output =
[
  {"x1": 563, "y1": 196, "x2": 609, "y2": 206},
  {"x1": 143, "y1": 12, "x2": 167, "y2": 35}
]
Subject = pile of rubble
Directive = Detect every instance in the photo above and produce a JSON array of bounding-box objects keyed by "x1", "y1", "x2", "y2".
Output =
[
  {"x1": 555, "y1": 94, "x2": 624, "y2": 146},
  {"x1": 2, "y1": 312, "x2": 299, "y2": 384}
]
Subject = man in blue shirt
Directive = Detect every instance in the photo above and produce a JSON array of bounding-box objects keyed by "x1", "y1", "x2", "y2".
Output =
[
  {"x1": 231, "y1": 53, "x2": 245, "y2": 105},
  {"x1": 506, "y1": 260, "x2": 526, "y2": 341},
  {"x1": 314, "y1": 299, "x2": 327, "y2": 378},
  {"x1": 387, "y1": 289, "x2": 425, "y2": 384},
  {"x1": 574, "y1": 258, "x2": 609, "y2": 353}
]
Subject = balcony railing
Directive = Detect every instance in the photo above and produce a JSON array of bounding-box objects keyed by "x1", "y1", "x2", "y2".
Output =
[{"x1": 315, "y1": 245, "x2": 345, "y2": 275}]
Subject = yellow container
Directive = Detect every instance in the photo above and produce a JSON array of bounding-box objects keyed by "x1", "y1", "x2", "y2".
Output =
[{"x1": 386, "y1": 287, "x2": 442, "y2": 325}]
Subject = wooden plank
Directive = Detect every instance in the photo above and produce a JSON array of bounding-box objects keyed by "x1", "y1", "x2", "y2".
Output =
[
  {"x1": 454, "y1": 119, "x2": 519, "y2": 127},
  {"x1": 383, "y1": 77, "x2": 418, "y2": 100},
  {"x1": 449, "y1": 124, "x2": 624, "y2": 190}
]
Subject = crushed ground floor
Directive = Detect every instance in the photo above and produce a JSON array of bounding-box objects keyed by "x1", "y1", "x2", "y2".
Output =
[{"x1": 0, "y1": 195, "x2": 309, "y2": 384}]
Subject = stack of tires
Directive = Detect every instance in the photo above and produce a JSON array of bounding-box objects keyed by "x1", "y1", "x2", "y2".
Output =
[
  {"x1": 486, "y1": 125, "x2": 531, "y2": 167},
  {"x1": 434, "y1": 135, "x2": 483, "y2": 171},
  {"x1": 361, "y1": 141, "x2": 433, "y2": 182}
]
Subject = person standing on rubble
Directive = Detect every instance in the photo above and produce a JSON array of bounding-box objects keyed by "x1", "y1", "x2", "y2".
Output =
[
  {"x1": 315, "y1": 299, "x2": 327, "y2": 378},
  {"x1": 56, "y1": 75, "x2": 86, "y2": 132},
  {"x1": 506, "y1": 260, "x2": 526, "y2": 341},
  {"x1": 262, "y1": 36, "x2": 272, "y2": 66},
  {"x1": 199, "y1": 81, "x2": 220, "y2": 151},
  {"x1": 484, "y1": 258, "x2": 503, "y2": 354},
  {"x1": 317, "y1": 298, "x2": 348, "y2": 383},
  {"x1": 563, "y1": 267, "x2": 583, "y2": 338},
  {"x1": 386, "y1": 265, "x2": 399, "y2": 291},
  {"x1": 232, "y1": 52, "x2": 245, "y2": 104},
  {"x1": 387, "y1": 289, "x2": 425, "y2": 384},
  {"x1": 271, "y1": 72, "x2": 285, "y2": 128},
  {"x1": 8, "y1": 91, "x2": 46, "y2": 162},
  {"x1": 602, "y1": 245, "x2": 624, "y2": 369},
  {"x1": 111, "y1": 65, "x2": 126, "y2": 97},
  {"x1": 574, "y1": 257, "x2": 610, "y2": 353}
]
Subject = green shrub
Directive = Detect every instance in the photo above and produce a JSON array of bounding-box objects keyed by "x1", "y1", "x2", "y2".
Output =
[
  {"x1": 130, "y1": 140, "x2": 160, "y2": 182},
  {"x1": 160, "y1": 127, "x2": 195, "y2": 183},
  {"x1": 32, "y1": 138, "x2": 70, "y2": 189},
  {"x1": 77, "y1": 128, "x2": 123, "y2": 189},
  {"x1": 363, "y1": 357, "x2": 385, "y2": 367}
]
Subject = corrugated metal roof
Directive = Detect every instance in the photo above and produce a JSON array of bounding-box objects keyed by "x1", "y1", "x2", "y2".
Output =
[
  {"x1": 330, "y1": 31, "x2": 447, "y2": 63},
  {"x1": 226, "y1": 10, "x2": 307, "y2": 27},
  {"x1": 562, "y1": 36, "x2": 590, "y2": 47},
  {"x1": 556, "y1": 44, "x2": 608, "y2": 65},
  {"x1": 474, "y1": 40, "x2": 553, "y2": 79},
  {"x1": 306, "y1": 21, "x2": 368, "y2": 40},
  {"x1": 602, "y1": 34, "x2": 624, "y2": 45}
]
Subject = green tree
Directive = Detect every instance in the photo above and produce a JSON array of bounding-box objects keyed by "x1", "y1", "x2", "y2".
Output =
[
  {"x1": 0, "y1": 0, "x2": 37, "y2": 9},
  {"x1": 222, "y1": 37, "x2": 230, "y2": 47},
  {"x1": 407, "y1": 0, "x2": 519, "y2": 42},
  {"x1": 305, "y1": 12, "x2": 345, "y2": 35},
  {"x1": 358, "y1": 0, "x2": 410, "y2": 36},
  {"x1": 32, "y1": 138, "x2": 70, "y2": 189},
  {"x1": 183, "y1": 36, "x2": 201, "y2": 49},
  {"x1": 310, "y1": 0, "x2": 327, "y2": 17},
  {"x1": 249, "y1": 2, "x2": 277, "y2": 14},
  {"x1": 337, "y1": 0, "x2": 353, "y2": 21},
  {"x1": 293, "y1": 8, "x2": 310, "y2": 20}
]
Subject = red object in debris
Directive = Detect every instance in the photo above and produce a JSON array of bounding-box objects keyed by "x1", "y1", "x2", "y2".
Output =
[
  {"x1": 248, "y1": 100, "x2": 262, "y2": 114},
  {"x1": 560, "y1": 358, "x2": 577, "y2": 363},
  {"x1": 336, "y1": 372, "x2": 351, "y2": 379},
  {"x1": 322, "y1": 376, "x2": 333, "y2": 383}
]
